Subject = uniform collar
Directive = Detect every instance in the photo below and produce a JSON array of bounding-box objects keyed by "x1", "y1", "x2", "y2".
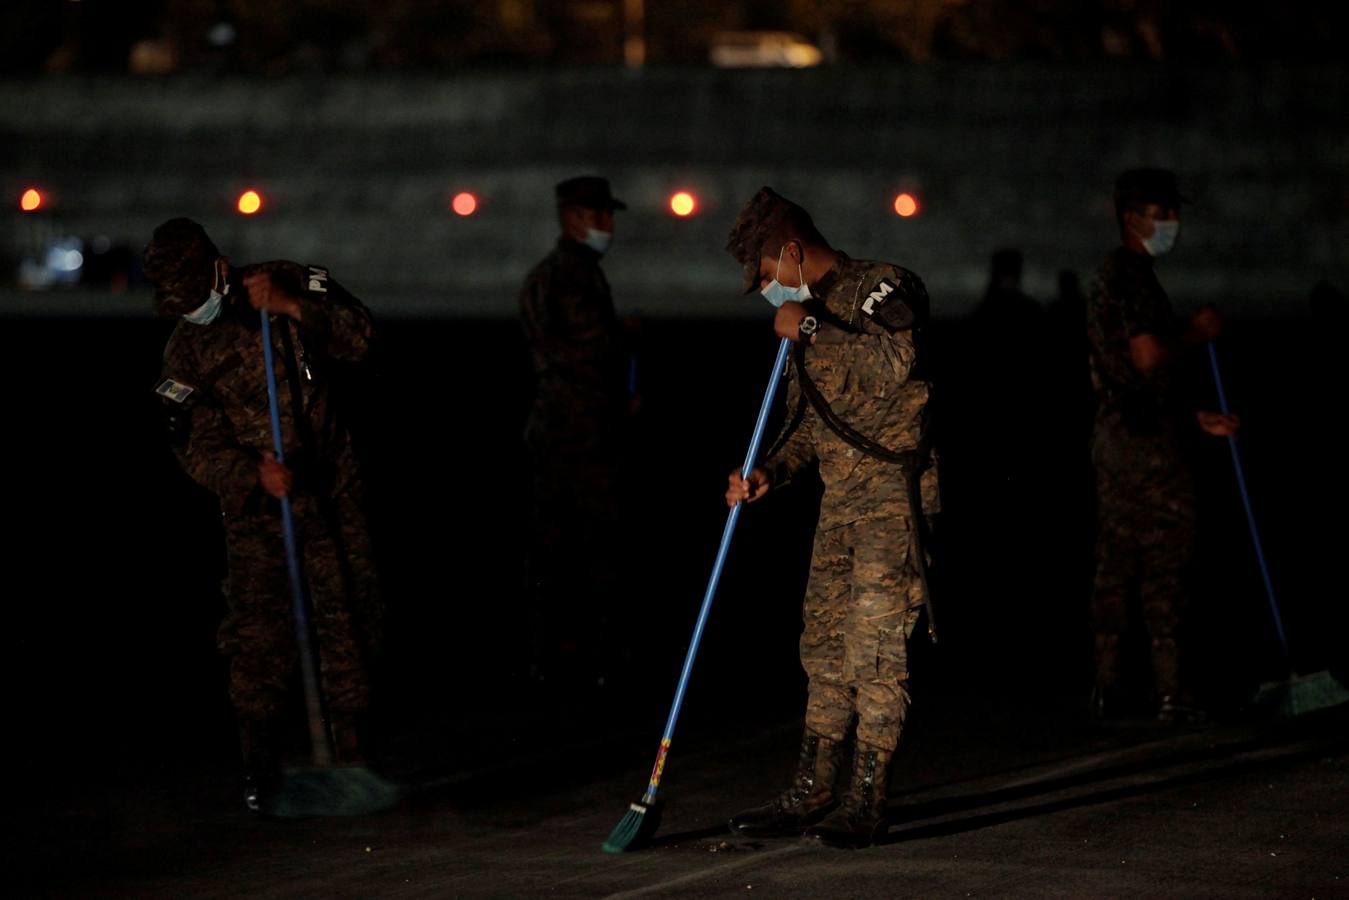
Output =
[{"x1": 811, "y1": 253, "x2": 862, "y2": 322}]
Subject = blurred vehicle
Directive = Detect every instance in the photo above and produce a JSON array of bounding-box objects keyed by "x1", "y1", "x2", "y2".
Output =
[{"x1": 709, "y1": 31, "x2": 823, "y2": 68}]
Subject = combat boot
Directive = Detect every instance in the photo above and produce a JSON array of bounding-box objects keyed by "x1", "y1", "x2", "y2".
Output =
[
  {"x1": 329, "y1": 711, "x2": 367, "y2": 764},
  {"x1": 238, "y1": 717, "x2": 279, "y2": 813},
  {"x1": 1157, "y1": 693, "x2": 1207, "y2": 725},
  {"x1": 728, "y1": 731, "x2": 841, "y2": 837},
  {"x1": 805, "y1": 745, "x2": 892, "y2": 849}
]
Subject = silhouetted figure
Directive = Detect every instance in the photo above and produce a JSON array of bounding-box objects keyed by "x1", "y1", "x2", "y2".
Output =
[
  {"x1": 1086, "y1": 169, "x2": 1240, "y2": 723},
  {"x1": 961, "y1": 249, "x2": 1049, "y2": 627},
  {"x1": 972, "y1": 248, "x2": 1042, "y2": 334},
  {"x1": 519, "y1": 176, "x2": 632, "y2": 692},
  {"x1": 1037, "y1": 268, "x2": 1101, "y2": 669}
]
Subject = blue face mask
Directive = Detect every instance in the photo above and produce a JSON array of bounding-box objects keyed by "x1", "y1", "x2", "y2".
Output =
[
  {"x1": 1142, "y1": 219, "x2": 1180, "y2": 257},
  {"x1": 582, "y1": 228, "x2": 613, "y2": 255},
  {"x1": 183, "y1": 263, "x2": 228, "y2": 325},
  {"x1": 760, "y1": 246, "x2": 811, "y2": 308}
]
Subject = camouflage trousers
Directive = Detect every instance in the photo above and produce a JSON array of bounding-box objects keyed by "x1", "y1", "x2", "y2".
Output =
[
  {"x1": 1090, "y1": 414, "x2": 1197, "y2": 698},
  {"x1": 219, "y1": 485, "x2": 383, "y2": 721},
  {"x1": 801, "y1": 512, "x2": 925, "y2": 754}
]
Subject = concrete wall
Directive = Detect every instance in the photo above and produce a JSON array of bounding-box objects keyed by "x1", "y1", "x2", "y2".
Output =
[{"x1": 3, "y1": 64, "x2": 1346, "y2": 318}]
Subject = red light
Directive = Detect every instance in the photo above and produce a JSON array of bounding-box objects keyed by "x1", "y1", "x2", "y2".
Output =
[
  {"x1": 237, "y1": 190, "x2": 263, "y2": 215},
  {"x1": 669, "y1": 191, "x2": 697, "y2": 217},
  {"x1": 20, "y1": 188, "x2": 42, "y2": 212},
  {"x1": 893, "y1": 193, "x2": 919, "y2": 217},
  {"x1": 452, "y1": 192, "x2": 478, "y2": 216}
]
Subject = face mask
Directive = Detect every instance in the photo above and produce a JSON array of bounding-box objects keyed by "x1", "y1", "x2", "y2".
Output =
[
  {"x1": 1141, "y1": 219, "x2": 1180, "y2": 257},
  {"x1": 183, "y1": 262, "x2": 228, "y2": 325},
  {"x1": 760, "y1": 245, "x2": 812, "y2": 308},
  {"x1": 582, "y1": 228, "x2": 612, "y2": 255}
]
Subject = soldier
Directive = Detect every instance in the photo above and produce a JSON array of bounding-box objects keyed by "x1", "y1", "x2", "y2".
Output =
[
  {"x1": 723, "y1": 187, "x2": 939, "y2": 849},
  {"x1": 519, "y1": 176, "x2": 633, "y2": 690},
  {"x1": 143, "y1": 218, "x2": 382, "y2": 811},
  {"x1": 1086, "y1": 169, "x2": 1239, "y2": 723}
]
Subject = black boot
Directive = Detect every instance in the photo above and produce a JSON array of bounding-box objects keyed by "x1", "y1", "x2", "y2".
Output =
[
  {"x1": 728, "y1": 731, "x2": 841, "y2": 837},
  {"x1": 238, "y1": 718, "x2": 279, "y2": 813},
  {"x1": 806, "y1": 745, "x2": 892, "y2": 849},
  {"x1": 329, "y1": 711, "x2": 367, "y2": 764},
  {"x1": 1157, "y1": 693, "x2": 1207, "y2": 725}
]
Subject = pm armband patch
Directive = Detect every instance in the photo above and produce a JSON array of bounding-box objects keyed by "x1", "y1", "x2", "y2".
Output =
[
  {"x1": 155, "y1": 379, "x2": 195, "y2": 404},
  {"x1": 859, "y1": 275, "x2": 923, "y2": 331},
  {"x1": 306, "y1": 265, "x2": 329, "y2": 294},
  {"x1": 860, "y1": 278, "x2": 898, "y2": 316}
]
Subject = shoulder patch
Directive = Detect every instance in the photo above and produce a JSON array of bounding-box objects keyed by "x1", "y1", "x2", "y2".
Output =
[
  {"x1": 861, "y1": 278, "x2": 898, "y2": 316},
  {"x1": 306, "y1": 265, "x2": 329, "y2": 294},
  {"x1": 155, "y1": 378, "x2": 196, "y2": 404},
  {"x1": 858, "y1": 267, "x2": 928, "y2": 331}
]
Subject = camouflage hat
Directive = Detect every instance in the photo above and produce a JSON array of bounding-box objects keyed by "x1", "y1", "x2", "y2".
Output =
[
  {"x1": 1114, "y1": 168, "x2": 1190, "y2": 212},
  {"x1": 725, "y1": 186, "x2": 799, "y2": 294},
  {"x1": 143, "y1": 217, "x2": 219, "y2": 316},
  {"x1": 555, "y1": 175, "x2": 627, "y2": 211}
]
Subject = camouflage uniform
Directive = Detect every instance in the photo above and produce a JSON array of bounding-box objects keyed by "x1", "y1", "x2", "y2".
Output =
[
  {"x1": 1086, "y1": 246, "x2": 1196, "y2": 701},
  {"x1": 519, "y1": 237, "x2": 628, "y2": 668},
  {"x1": 156, "y1": 260, "x2": 381, "y2": 722},
  {"x1": 762, "y1": 257, "x2": 939, "y2": 754}
]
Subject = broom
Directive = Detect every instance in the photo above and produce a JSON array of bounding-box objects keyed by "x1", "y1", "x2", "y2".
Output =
[
  {"x1": 1207, "y1": 341, "x2": 1349, "y2": 716},
  {"x1": 259, "y1": 308, "x2": 401, "y2": 817},
  {"x1": 603, "y1": 337, "x2": 792, "y2": 853}
]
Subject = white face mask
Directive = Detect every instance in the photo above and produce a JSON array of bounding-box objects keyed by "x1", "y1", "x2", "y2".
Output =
[
  {"x1": 582, "y1": 228, "x2": 613, "y2": 255},
  {"x1": 1141, "y1": 219, "x2": 1180, "y2": 257},
  {"x1": 760, "y1": 245, "x2": 811, "y2": 308},
  {"x1": 183, "y1": 261, "x2": 228, "y2": 325}
]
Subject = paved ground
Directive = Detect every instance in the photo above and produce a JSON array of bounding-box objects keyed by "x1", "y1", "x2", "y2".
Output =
[{"x1": 12, "y1": 693, "x2": 1347, "y2": 898}]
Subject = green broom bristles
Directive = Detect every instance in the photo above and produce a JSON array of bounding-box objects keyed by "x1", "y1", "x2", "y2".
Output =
[
  {"x1": 602, "y1": 799, "x2": 663, "y2": 853},
  {"x1": 1253, "y1": 670, "x2": 1349, "y2": 718},
  {"x1": 265, "y1": 764, "x2": 403, "y2": 819}
]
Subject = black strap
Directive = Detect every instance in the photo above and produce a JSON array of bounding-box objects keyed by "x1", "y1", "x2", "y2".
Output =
[{"x1": 763, "y1": 380, "x2": 809, "y2": 464}]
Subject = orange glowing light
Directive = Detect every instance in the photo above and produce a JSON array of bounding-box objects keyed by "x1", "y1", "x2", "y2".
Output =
[
  {"x1": 893, "y1": 193, "x2": 919, "y2": 217},
  {"x1": 452, "y1": 192, "x2": 478, "y2": 216},
  {"x1": 670, "y1": 192, "x2": 697, "y2": 217},
  {"x1": 237, "y1": 190, "x2": 263, "y2": 215},
  {"x1": 20, "y1": 188, "x2": 42, "y2": 212}
]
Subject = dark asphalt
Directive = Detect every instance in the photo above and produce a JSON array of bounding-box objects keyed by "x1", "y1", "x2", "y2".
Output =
[{"x1": 11, "y1": 693, "x2": 1347, "y2": 898}]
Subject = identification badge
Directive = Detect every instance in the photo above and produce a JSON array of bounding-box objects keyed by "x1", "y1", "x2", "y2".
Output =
[{"x1": 155, "y1": 378, "x2": 195, "y2": 404}]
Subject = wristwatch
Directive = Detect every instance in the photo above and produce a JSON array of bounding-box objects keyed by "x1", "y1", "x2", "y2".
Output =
[{"x1": 798, "y1": 315, "x2": 819, "y2": 340}]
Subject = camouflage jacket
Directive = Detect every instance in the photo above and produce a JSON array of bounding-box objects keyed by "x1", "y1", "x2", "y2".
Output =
[
  {"x1": 763, "y1": 255, "x2": 939, "y2": 530},
  {"x1": 155, "y1": 261, "x2": 374, "y2": 518},
  {"x1": 1086, "y1": 247, "x2": 1181, "y2": 436},
  {"x1": 519, "y1": 238, "x2": 627, "y2": 445}
]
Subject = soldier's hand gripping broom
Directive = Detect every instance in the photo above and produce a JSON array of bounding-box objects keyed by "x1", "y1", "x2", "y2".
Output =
[{"x1": 602, "y1": 337, "x2": 793, "y2": 853}]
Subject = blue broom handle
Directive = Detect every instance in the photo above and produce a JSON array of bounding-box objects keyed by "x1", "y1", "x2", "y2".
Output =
[
  {"x1": 261, "y1": 311, "x2": 333, "y2": 766},
  {"x1": 642, "y1": 337, "x2": 793, "y2": 804},
  {"x1": 1207, "y1": 341, "x2": 1288, "y2": 658}
]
